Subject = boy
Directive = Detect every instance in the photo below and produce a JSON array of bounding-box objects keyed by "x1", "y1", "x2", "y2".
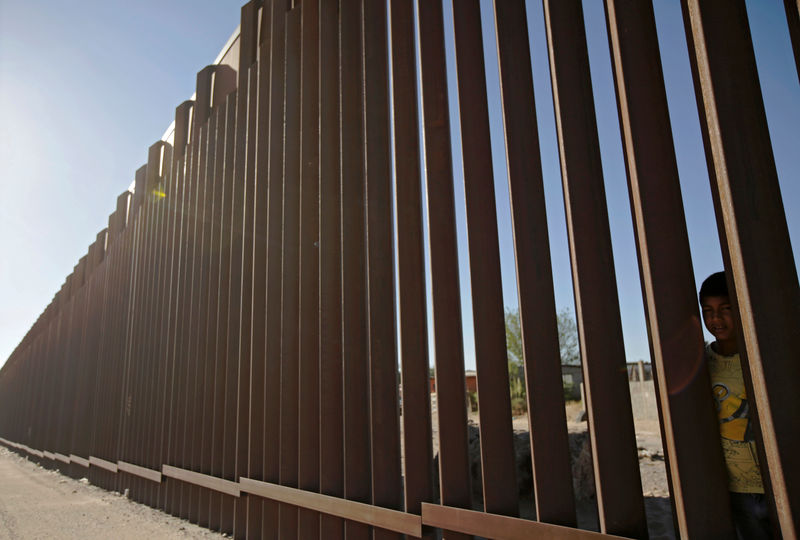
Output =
[{"x1": 700, "y1": 271, "x2": 772, "y2": 539}]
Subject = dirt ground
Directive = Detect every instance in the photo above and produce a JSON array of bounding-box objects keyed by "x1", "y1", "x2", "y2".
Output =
[
  {"x1": 1, "y1": 400, "x2": 675, "y2": 539},
  {"x1": 518, "y1": 402, "x2": 675, "y2": 540},
  {"x1": 0, "y1": 446, "x2": 224, "y2": 540},
  {"x1": 427, "y1": 401, "x2": 675, "y2": 539}
]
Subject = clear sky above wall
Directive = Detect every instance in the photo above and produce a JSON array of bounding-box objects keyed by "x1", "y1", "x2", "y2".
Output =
[{"x1": 0, "y1": 0, "x2": 797, "y2": 371}]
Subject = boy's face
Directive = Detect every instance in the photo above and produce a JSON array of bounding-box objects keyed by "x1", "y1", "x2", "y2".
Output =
[{"x1": 700, "y1": 295, "x2": 736, "y2": 344}]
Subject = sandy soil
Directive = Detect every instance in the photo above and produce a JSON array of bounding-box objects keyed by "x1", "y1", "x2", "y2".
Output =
[
  {"x1": 2, "y1": 401, "x2": 675, "y2": 539},
  {"x1": 428, "y1": 400, "x2": 676, "y2": 539},
  {"x1": 0, "y1": 446, "x2": 224, "y2": 540},
  {"x1": 524, "y1": 403, "x2": 675, "y2": 540}
]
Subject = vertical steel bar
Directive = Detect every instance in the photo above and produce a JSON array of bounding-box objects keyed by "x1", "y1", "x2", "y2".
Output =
[
  {"x1": 363, "y1": 1, "x2": 404, "y2": 536},
  {"x1": 70, "y1": 242, "x2": 95, "y2": 474},
  {"x1": 541, "y1": 0, "x2": 642, "y2": 530},
  {"x1": 154, "y1": 141, "x2": 174, "y2": 511},
  {"x1": 166, "y1": 102, "x2": 194, "y2": 517},
  {"x1": 96, "y1": 226, "x2": 113, "y2": 491},
  {"x1": 88, "y1": 238, "x2": 105, "y2": 485},
  {"x1": 202, "y1": 101, "x2": 226, "y2": 532},
  {"x1": 176, "y1": 84, "x2": 202, "y2": 519},
  {"x1": 318, "y1": 0, "x2": 344, "y2": 537},
  {"x1": 193, "y1": 92, "x2": 220, "y2": 527},
  {"x1": 142, "y1": 142, "x2": 168, "y2": 507},
  {"x1": 134, "y1": 150, "x2": 157, "y2": 506},
  {"x1": 604, "y1": 0, "x2": 735, "y2": 536},
  {"x1": 297, "y1": 0, "x2": 322, "y2": 538},
  {"x1": 228, "y1": 4, "x2": 259, "y2": 537},
  {"x1": 198, "y1": 74, "x2": 235, "y2": 529},
  {"x1": 110, "y1": 191, "x2": 132, "y2": 495},
  {"x1": 450, "y1": 0, "x2": 519, "y2": 517},
  {"x1": 91, "y1": 230, "x2": 110, "y2": 490},
  {"x1": 416, "y1": 3, "x2": 472, "y2": 538},
  {"x1": 120, "y1": 194, "x2": 136, "y2": 497},
  {"x1": 186, "y1": 106, "x2": 210, "y2": 524},
  {"x1": 246, "y1": 5, "x2": 274, "y2": 537},
  {"x1": 234, "y1": 60, "x2": 259, "y2": 540},
  {"x1": 246, "y1": 7, "x2": 270, "y2": 528},
  {"x1": 158, "y1": 104, "x2": 188, "y2": 513},
  {"x1": 214, "y1": 92, "x2": 238, "y2": 534},
  {"x1": 45, "y1": 284, "x2": 65, "y2": 465},
  {"x1": 147, "y1": 145, "x2": 167, "y2": 506},
  {"x1": 220, "y1": 6, "x2": 259, "y2": 536},
  {"x1": 340, "y1": 0, "x2": 371, "y2": 537},
  {"x1": 67, "y1": 254, "x2": 88, "y2": 480},
  {"x1": 74, "y1": 236, "x2": 101, "y2": 471},
  {"x1": 682, "y1": 1, "x2": 800, "y2": 534},
  {"x1": 86, "y1": 230, "x2": 108, "y2": 478},
  {"x1": 389, "y1": 0, "x2": 434, "y2": 529},
  {"x1": 190, "y1": 65, "x2": 232, "y2": 523},
  {"x1": 218, "y1": 6, "x2": 257, "y2": 538},
  {"x1": 131, "y1": 167, "x2": 152, "y2": 504},
  {"x1": 34, "y1": 312, "x2": 47, "y2": 459},
  {"x1": 101, "y1": 196, "x2": 117, "y2": 491},
  {"x1": 262, "y1": 0, "x2": 291, "y2": 536},
  {"x1": 121, "y1": 166, "x2": 146, "y2": 502},
  {"x1": 55, "y1": 273, "x2": 74, "y2": 465},
  {"x1": 279, "y1": 7, "x2": 302, "y2": 539},
  {"x1": 86, "y1": 240, "x2": 102, "y2": 471}
]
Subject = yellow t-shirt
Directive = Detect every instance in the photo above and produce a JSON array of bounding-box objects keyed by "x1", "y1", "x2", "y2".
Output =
[{"x1": 706, "y1": 344, "x2": 764, "y2": 493}]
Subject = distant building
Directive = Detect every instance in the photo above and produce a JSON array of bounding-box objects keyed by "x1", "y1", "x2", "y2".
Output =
[{"x1": 427, "y1": 362, "x2": 652, "y2": 402}]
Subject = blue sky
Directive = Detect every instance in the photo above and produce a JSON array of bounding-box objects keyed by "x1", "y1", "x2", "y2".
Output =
[
  {"x1": 0, "y1": 1, "x2": 242, "y2": 367},
  {"x1": 0, "y1": 0, "x2": 797, "y2": 371},
  {"x1": 436, "y1": 0, "x2": 799, "y2": 370}
]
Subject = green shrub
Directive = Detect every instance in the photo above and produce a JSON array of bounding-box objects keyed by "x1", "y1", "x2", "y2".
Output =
[
  {"x1": 510, "y1": 397, "x2": 527, "y2": 416},
  {"x1": 563, "y1": 381, "x2": 575, "y2": 401},
  {"x1": 468, "y1": 391, "x2": 478, "y2": 412}
]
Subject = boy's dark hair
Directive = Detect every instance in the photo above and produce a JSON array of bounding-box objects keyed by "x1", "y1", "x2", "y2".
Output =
[{"x1": 699, "y1": 271, "x2": 728, "y2": 302}]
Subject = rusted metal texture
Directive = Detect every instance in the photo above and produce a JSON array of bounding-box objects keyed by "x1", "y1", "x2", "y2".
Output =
[
  {"x1": 297, "y1": 1, "x2": 321, "y2": 539},
  {"x1": 363, "y1": 2, "x2": 403, "y2": 538},
  {"x1": 1, "y1": 1, "x2": 797, "y2": 539},
  {"x1": 541, "y1": 0, "x2": 640, "y2": 531},
  {"x1": 318, "y1": 1, "x2": 344, "y2": 538},
  {"x1": 451, "y1": 0, "x2": 519, "y2": 518},
  {"x1": 604, "y1": 0, "x2": 735, "y2": 536},
  {"x1": 227, "y1": 5, "x2": 259, "y2": 537},
  {"x1": 279, "y1": 8, "x2": 302, "y2": 540},
  {"x1": 262, "y1": 1, "x2": 290, "y2": 537},
  {"x1": 415, "y1": 2, "x2": 471, "y2": 539},
  {"x1": 682, "y1": 0, "x2": 800, "y2": 535},
  {"x1": 388, "y1": 0, "x2": 434, "y2": 533},
  {"x1": 340, "y1": 1, "x2": 371, "y2": 538}
]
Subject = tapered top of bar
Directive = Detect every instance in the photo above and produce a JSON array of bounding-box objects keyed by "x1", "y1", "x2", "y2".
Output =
[
  {"x1": 107, "y1": 210, "x2": 119, "y2": 244},
  {"x1": 145, "y1": 141, "x2": 167, "y2": 192},
  {"x1": 117, "y1": 191, "x2": 131, "y2": 229},
  {"x1": 96, "y1": 229, "x2": 107, "y2": 261},
  {"x1": 107, "y1": 191, "x2": 131, "y2": 244},
  {"x1": 75, "y1": 256, "x2": 87, "y2": 290},
  {"x1": 194, "y1": 66, "x2": 216, "y2": 131},
  {"x1": 85, "y1": 229, "x2": 106, "y2": 274},
  {"x1": 86, "y1": 240, "x2": 98, "y2": 277},
  {"x1": 174, "y1": 101, "x2": 194, "y2": 157},
  {"x1": 131, "y1": 165, "x2": 147, "y2": 211},
  {"x1": 239, "y1": 1, "x2": 260, "y2": 74},
  {"x1": 213, "y1": 65, "x2": 237, "y2": 108},
  {"x1": 64, "y1": 272, "x2": 74, "y2": 301}
]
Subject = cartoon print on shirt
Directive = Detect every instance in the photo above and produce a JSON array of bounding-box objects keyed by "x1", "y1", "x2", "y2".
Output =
[{"x1": 712, "y1": 382, "x2": 753, "y2": 442}]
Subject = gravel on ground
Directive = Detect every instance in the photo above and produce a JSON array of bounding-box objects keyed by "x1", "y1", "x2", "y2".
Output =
[{"x1": 0, "y1": 446, "x2": 225, "y2": 540}]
